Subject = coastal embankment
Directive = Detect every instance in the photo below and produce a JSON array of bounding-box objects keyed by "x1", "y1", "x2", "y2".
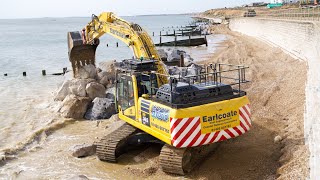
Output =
[{"x1": 229, "y1": 18, "x2": 320, "y2": 179}]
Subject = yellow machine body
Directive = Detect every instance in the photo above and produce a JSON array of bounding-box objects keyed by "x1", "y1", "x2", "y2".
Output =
[{"x1": 118, "y1": 74, "x2": 252, "y2": 148}]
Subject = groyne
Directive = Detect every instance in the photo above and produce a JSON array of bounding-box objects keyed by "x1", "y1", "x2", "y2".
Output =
[{"x1": 229, "y1": 17, "x2": 320, "y2": 179}]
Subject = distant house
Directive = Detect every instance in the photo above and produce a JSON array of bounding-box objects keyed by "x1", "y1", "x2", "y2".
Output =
[
  {"x1": 270, "y1": 0, "x2": 284, "y2": 3},
  {"x1": 247, "y1": 2, "x2": 268, "y2": 7}
]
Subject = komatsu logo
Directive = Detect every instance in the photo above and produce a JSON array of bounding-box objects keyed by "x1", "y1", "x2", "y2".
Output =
[
  {"x1": 151, "y1": 106, "x2": 169, "y2": 122},
  {"x1": 202, "y1": 111, "x2": 238, "y2": 122},
  {"x1": 110, "y1": 28, "x2": 127, "y2": 39}
]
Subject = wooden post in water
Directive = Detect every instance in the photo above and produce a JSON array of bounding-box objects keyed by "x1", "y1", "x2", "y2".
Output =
[
  {"x1": 160, "y1": 31, "x2": 162, "y2": 36},
  {"x1": 4, "y1": 73, "x2": 7, "y2": 76},
  {"x1": 189, "y1": 34, "x2": 191, "y2": 46},
  {"x1": 182, "y1": 30, "x2": 184, "y2": 36},
  {"x1": 116, "y1": 42, "x2": 119, "y2": 47},
  {"x1": 159, "y1": 36, "x2": 162, "y2": 46},
  {"x1": 180, "y1": 54, "x2": 184, "y2": 67},
  {"x1": 42, "y1": 70, "x2": 46, "y2": 76},
  {"x1": 174, "y1": 36, "x2": 177, "y2": 46},
  {"x1": 174, "y1": 30, "x2": 176, "y2": 36},
  {"x1": 63, "y1": 67, "x2": 67, "y2": 74},
  {"x1": 23, "y1": 72, "x2": 26, "y2": 76},
  {"x1": 205, "y1": 35, "x2": 208, "y2": 47},
  {"x1": 153, "y1": 32, "x2": 154, "y2": 36}
]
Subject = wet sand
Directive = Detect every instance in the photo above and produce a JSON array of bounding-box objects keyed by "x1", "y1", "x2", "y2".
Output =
[{"x1": 0, "y1": 25, "x2": 308, "y2": 179}]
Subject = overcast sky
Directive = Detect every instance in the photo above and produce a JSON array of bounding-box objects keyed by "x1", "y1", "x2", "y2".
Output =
[{"x1": 0, "y1": 0, "x2": 262, "y2": 19}]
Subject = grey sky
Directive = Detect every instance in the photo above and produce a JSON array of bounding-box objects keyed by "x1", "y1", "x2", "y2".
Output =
[{"x1": 0, "y1": 0, "x2": 262, "y2": 19}]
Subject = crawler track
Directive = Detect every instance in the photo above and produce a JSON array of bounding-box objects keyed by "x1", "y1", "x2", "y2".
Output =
[
  {"x1": 96, "y1": 123, "x2": 138, "y2": 162},
  {"x1": 159, "y1": 143, "x2": 219, "y2": 175}
]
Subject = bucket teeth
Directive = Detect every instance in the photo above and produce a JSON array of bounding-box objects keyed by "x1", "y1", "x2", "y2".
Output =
[{"x1": 67, "y1": 31, "x2": 98, "y2": 77}]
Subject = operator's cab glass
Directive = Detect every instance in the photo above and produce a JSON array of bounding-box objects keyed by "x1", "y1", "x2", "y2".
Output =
[{"x1": 136, "y1": 74, "x2": 158, "y2": 96}]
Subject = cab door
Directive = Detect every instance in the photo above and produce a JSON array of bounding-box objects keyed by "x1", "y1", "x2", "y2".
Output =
[{"x1": 116, "y1": 75, "x2": 137, "y2": 120}]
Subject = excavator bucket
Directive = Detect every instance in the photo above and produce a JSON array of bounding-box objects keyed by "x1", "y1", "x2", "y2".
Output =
[{"x1": 67, "y1": 31, "x2": 99, "y2": 77}]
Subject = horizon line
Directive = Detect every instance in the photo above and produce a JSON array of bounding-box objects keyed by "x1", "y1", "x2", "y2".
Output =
[{"x1": 0, "y1": 12, "x2": 198, "y2": 20}]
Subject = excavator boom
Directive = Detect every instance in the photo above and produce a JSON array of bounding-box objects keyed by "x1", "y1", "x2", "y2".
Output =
[{"x1": 68, "y1": 12, "x2": 167, "y2": 83}]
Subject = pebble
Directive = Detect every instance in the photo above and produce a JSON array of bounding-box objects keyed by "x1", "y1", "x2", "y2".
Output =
[{"x1": 274, "y1": 135, "x2": 282, "y2": 143}]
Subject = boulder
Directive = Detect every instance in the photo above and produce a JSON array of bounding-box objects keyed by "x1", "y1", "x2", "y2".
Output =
[
  {"x1": 54, "y1": 80, "x2": 71, "y2": 101},
  {"x1": 167, "y1": 49, "x2": 185, "y2": 62},
  {"x1": 98, "y1": 61, "x2": 115, "y2": 74},
  {"x1": 71, "y1": 143, "x2": 96, "y2": 158},
  {"x1": 97, "y1": 71, "x2": 114, "y2": 87},
  {"x1": 86, "y1": 82, "x2": 106, "y2": 100},
  {"x1": 99, "y1": 76, "x2": 110, "y2": 87},
  {"x1": 85, "y1": 98, "x2": 116, "y2": 120},
  {"x1": 157, "y1": 49, "x2": 168, "y2": 61},
  {"x1": 106, "y1": 93, "x2": 115, "y2": 100},
  {"x1": 168, "y1": 66, "x2": 181, "y2": 75},
  {"x1": 184, "y1": 54, "x2": 194, "y2": 66},
  {"x1": 69, "y1": 79, "x2": 95, "y2": 97},
  {"x1": 186, "y1": 63, "x2": 203, "y2": 77},
  {"x1": 59, "y1": 95, "x2": 91, "y2": 119},
  {"x1": 75, "y1": 64, "x2": 97, "y2": 79}
]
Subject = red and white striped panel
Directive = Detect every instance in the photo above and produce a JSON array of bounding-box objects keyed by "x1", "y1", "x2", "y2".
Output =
[{"x1": 170, "y1": 104, "x2": 252, "y2": 148}]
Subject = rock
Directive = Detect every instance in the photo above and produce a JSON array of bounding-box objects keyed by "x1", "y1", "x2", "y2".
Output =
[
  {"x1": 157, "y1": 49, "x2": 168, "y2": 61},
  {"x1": 86, "y1": 82, "x2": 106, "y2": 100},
  {"x1": 97, "y1": 71, "x2": 114, "y2": 87},
  {"x1": 54, "y1": 80, "x2": 71, "y2": 101},
  {"x1": 184, "y1": 54, "x2": 194, "y2": 66},
  {"x1": 99, "y1": 76, "x2": 110, "y2": 87},
  {"x1": 71, "y1": 143, "x2": 96, "y2": 158},
  {"x1": 85, "y1": 98, "x2": 116, "y2": 120},
  {"x1": 106, "y1": 93, "x2": 115, "y2": 100},
  {"x1": 186, "y1": 63, "x2": 203, "y2": 76},
  {"x1": 69, "y1": 79, "x2": 95, "y2": 97},
  {"x1": 167, "y1": 49, "x2": 185, "y2": 62},
  {"x1": 98, "y1": 61, "x2": 115, "y2": 74},
  {"x1": 59, "y1": 95, "x2": 91, "y2": 119},
  {"x1": 106, "y1": 87, "x2": 116, "y2": 96},
  {"x1": 69, "y1": 175, "x2": 89, "y2": 180},
  {"x1": 274, "y1": 135, "x2": 282, "y2": 143},
  {"x1": 76, "y1": 64, "x2": 97, "y2": 79},
  {"x1": 168, "y1": 66, "x2": 181, "y2": 75}
]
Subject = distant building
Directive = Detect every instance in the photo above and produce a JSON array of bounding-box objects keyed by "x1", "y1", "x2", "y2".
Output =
[
  {"x1": 270, "y1": 0, "x2": 284, "y2": 3},
  {"x1": 247, "y1": 2, "x2": 269, "y2": 7}
]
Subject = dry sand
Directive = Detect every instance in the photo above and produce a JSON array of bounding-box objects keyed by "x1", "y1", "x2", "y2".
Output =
[{"x1": 199, "y1": 25, "x2": 309, "y2": 179}]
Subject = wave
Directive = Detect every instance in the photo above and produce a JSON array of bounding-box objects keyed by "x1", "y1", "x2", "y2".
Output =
[{"x1": 0, "y1": 117, "x2": 76, "y2": 166}]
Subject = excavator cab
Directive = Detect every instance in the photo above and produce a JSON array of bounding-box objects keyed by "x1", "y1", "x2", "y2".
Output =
[{"x1": 115, "y1": 59, "x2": 159, "y2": 120}]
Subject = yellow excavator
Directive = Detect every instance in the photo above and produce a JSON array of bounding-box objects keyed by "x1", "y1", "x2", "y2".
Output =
[{"x1": 68, "y1": 12, "x2": 252, "y2": 175}]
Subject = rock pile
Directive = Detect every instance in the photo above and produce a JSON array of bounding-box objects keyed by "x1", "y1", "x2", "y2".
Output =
[
  {"x1": 157, "y1": 48, "x2": 194, "y2": 66},
  {"x1": 55, "y1": 51, "x2": 199, "y2": 120},
  {"x1": 55, "y1": 62, "x2": 116, "y2": 120}
]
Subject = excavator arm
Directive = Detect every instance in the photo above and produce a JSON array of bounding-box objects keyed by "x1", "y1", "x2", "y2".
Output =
[{"x1": 68, "y1": 12, "x2": 168, "y2": 83}]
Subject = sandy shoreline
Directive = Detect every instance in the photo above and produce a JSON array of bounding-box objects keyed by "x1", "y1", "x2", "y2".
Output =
[{"x1": 202, "y1": 25, "x2": 308, "y2": 179}]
